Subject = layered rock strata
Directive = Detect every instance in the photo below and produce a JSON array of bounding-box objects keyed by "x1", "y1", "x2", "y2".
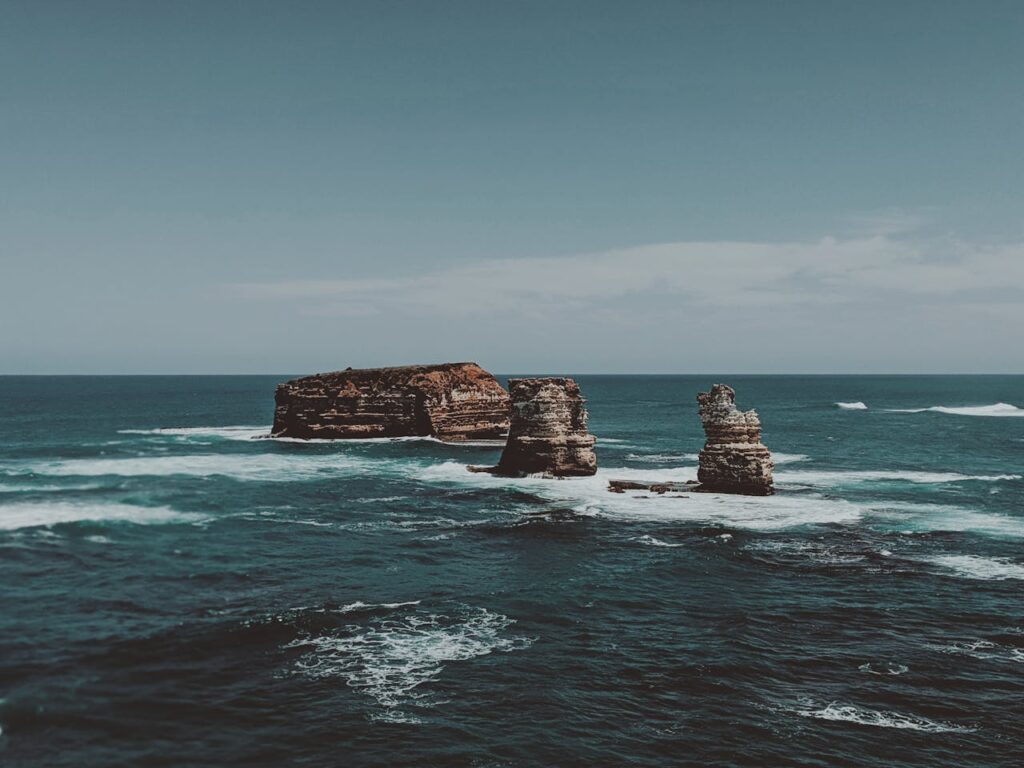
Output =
[
  {"x1": 487, "y1": 377, "x2": 597, "y2": 477},
  {"x1": 272, "y1": 362, "x2": 510, "y2": 441},
  {"x1": 695, "y1": 383, "x2": 774, "y2": 495}
]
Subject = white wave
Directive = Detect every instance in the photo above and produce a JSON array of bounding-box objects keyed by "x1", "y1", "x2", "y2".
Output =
[
  {"x1": 777, "y1": 469, "x2": 1020, "y2": 486},
  {"x1": 770, "y1": 453, "x2": 810, "y2": 465},
  {"x1": 932, "y1": 639, "x2": 1024, "y2": 664},
  {"x1": 858, "y1": 662, "x2": 908, "y2": 676},
  {"x1": 286, "y1": 606, "x2": 532, "y2": 720},
  {"x1": 868, "y1": 501, "x2": 1024, "y2": 538},
  {"x1": 745, "y1": 539, "x2": 867, "y2": 565},
  {"x1": 795, "y1": 702, "x2": 974, "y2": 733},
  {"x1": 794, "y1": 704, "x2": 970, "y2": 733},
  {"x1": 887, "y1": 402, "x2": 1024, "y2": 417},
  {"x1": 0, "y1": 501, "x2": 202, "y2": 531},
  {"x1": 922, "y1": 554, "x2": 1024, "y2": 581},
  {"x1": 337, "y1": 600, "x2": 423, "y2": 613},
  {"x1": 0, "y1": 482, "x2": 105, "y2": 493},
  {"x1": 116, "y1": 426, "x2": 470, "y2": 445},
  {"x1": 417, "y1": 462, "x2": 864, "y2": 531},
  {"x1": 12, "y1": 452, "x2": 376, "y2": 481},
  {"x1": 633, "y1": 534, "x2": 685, "y2": 548},
  {"x1": 647, "y1": 454, "x2": 806, "y2": 466},
  {"x1": 118, "y1": 425, "x2": 270, "y2": 440},
  {"x1": 625, "y1": 453, "x2": 691, "y2": 464},
  {"x1": 836, "y1": 401, "x2": 868, "y2": 410}
]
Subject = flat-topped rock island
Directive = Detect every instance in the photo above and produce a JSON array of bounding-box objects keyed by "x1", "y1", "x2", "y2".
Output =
[{"x1": 272, "y1": 362, "x2": 511, "y2": 441}]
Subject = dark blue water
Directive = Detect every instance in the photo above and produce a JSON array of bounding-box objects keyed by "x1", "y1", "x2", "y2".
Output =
[{"x1": 2, "y1": 375, "x2": 1023, "y2": 767}]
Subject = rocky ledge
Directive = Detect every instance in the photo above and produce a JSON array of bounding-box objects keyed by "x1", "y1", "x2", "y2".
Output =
[
  {"x1": 272, "y1": 362, "x2": 510, "y2": 441},
  {"x1": 473, "y1": 377, "x2": 597, "y2": 477},
  {"x1": 695, "y1": 383, "x2": 774, "y2": 495}
]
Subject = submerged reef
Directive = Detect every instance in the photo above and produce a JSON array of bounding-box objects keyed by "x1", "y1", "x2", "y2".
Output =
[
  {"x1": 474, "y1": 377, "x2": 597, "y2": 477},
  {"x1": 272, "y1": 362, "x2": 510, "y2": 441},
  {"x1": 695, "y1": 383, "x2": 774, "y2": 495}
]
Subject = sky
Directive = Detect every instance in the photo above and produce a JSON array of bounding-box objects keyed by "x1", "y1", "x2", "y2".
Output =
[{"x1": 2, "y1": 0, "x2": 1023, "y2": 374}]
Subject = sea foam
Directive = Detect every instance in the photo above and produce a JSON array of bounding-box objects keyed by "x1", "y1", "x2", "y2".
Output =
[
  {"x1": 286, "y1": 605, "x2": 532, "y2": 721},
  {"x1": 776, "y1": 469, "x2": 1021, "y2": 486},
  {"x1": 923, "y1": 554, "x2": 1024, "y2": 581},
  {"x1": 0, "y1": 501, "x2": 202, "y2": 531},
  {"x1": 887, "y1": 403, "x2": 1024, "y2": 417},
  {"x1": 794, "y1": 702, "x2": 974, "y2": 733},
  {"x1": 13, "y1": 452, "x2": 376, "y2": 482},
  {"x1": 416, "y1": 462, "x2": 864, "y2": 531}
]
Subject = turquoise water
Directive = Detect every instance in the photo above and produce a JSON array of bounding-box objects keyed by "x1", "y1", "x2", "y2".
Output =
[{"x1": 1, "y1": 375, "x2": 1023, "y2": 767}]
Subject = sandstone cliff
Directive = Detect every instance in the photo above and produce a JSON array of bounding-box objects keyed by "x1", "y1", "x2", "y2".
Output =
[
  {"x1": 490, "y1": 377, "x2": 597, "y2": 477},
  {"x1": 696, "y1": 383, "x2": 774, "y2": 495},
  {"x1": 272, "y1": 362, "x2": 510, "y2": 441}
]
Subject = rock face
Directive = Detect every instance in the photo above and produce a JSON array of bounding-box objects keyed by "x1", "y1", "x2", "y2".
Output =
[
  {"x1": 696, "y1": 384, "x2": 774, "y2": 495},
  {"x1": 492, "y1": 377, "x2": 597, "y2": 477},
  {"x1": 272, "y1": 362, "x2": 510, "y2": 441}
]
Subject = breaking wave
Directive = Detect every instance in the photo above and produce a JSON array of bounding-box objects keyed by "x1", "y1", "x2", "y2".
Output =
[
  {"x1": 417, "y1": 462, "x2": 865, "y2": 531},
  {"x1": 10, "y1": 452, "x2": 376, "y2": 481},
  {"x1": 285, "y1": 605, "x2": 532, "y2": 722},
  {"x1": 922, "y1": 554, "x2": 1024, "y2": 581},
  {"x1": 887, "y1": 403, "x2": 1024, "y2": 417},
  {"x1": 776, "y1": 469, "x2": 1021, "y2": 486},
  {"x1": 0, "y1": 501, "x2": 202, "y2": 531},
  {"x1": 794, "y1": 702, "x2": 975, "y2": 733},
  {"x1": 633, "y1": 534, "x2": 685, "y2": 548}
]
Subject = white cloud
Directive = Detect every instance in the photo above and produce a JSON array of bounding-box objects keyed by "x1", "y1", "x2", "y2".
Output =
[{"x1": 227, "y1": 233, "x2": 1024, "y2": 320}]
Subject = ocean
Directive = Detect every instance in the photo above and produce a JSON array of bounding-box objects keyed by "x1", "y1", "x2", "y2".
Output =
[{"x1": 1, "y1": 374, "x2": 1022, "y2": 767}]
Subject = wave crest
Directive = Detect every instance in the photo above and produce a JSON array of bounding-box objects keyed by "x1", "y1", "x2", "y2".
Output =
[
  {"x1": 888, "y1": 402, "x2": 1024, "y2": 417},
  {"x1": 795, "y1": 702, "x2": 974, "y2": 733}
]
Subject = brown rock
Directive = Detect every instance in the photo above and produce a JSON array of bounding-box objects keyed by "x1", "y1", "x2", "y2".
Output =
[
  {"x1": 695, "y1": 384, "x2": 774, "y2": 495},
  {"x1": 272, "y1": 362, "x2": 510, "y2": 441},
  {"x1": 489, "y1": 377, "x2": 598, "y2": 477}
]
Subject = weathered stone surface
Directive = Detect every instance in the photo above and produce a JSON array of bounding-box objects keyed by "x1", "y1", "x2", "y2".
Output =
[
  {"x1": 695, "y1": 383, "x2": 774, "y2": 495},
  {"x1": 489, "y1": 377, "x2": 597, "y2": 477},
  {"x1": 272, "y1": 362, "x2": 510, "y2": 441},
  {"x1": 608, "y1": 480, "x2": 695, "y2": 495}
]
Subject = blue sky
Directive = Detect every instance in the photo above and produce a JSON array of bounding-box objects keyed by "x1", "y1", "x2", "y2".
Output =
[{"x1": 2, "y1": 1, "x2": 1023, "y2": 373}]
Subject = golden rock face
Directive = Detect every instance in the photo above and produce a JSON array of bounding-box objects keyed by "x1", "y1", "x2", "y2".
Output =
[
  {"x1": 696, "y1": 384, "x2": 775, "y2": 495},
  {"x1": 272, "y1": 362, "x2": 511, "y2": 441},
  {"x1": 495, "y1": 377, "x2": 598, "y2": 478}
]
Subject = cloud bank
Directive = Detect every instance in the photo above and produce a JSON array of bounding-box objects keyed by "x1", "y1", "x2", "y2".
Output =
[{"x1": 229, "y1": 233, "x2": 1023, "y2": 317}]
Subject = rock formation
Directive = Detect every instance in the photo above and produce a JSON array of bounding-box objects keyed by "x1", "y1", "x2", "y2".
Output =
[
  {"x1": 695, "y1": 383, "x2": 774, "y2": 495},
  {"x1": 272, "y1": 362, "x2": 510, "y2": 441},
  {"x1": 487, "y1": 377, "x2": 597, "y2": 477}
]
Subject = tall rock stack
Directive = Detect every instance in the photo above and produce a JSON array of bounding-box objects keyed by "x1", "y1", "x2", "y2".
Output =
[
  {"x1": 272, "y1": 362, "x2": 510, "y2": 441},
  {"x1": 493, "y1": 378, "x2": 598, "y2": 477},
  {"x1": 696, "y1": 384, "x2": 774, "y2": 495}
]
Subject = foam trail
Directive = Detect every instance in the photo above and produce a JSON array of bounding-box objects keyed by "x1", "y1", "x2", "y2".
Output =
[
  {"x1": 285, "y1": 606, "x2": 532, "y2": 721},
  {"x1": 416, "y1": 462, "x2": 864, "y2": 531},
  {"x1": 777, "y1": 469, "x2": 1021, "y2": 486},
  {"x1": 887, "y1": 402, "x2": 1024, "y2": 417},
  {"x1": 667, "y1": 452, "x2": 808, "y2": 464},
  {"x1": 868, "y1": 501, "x2": 1024, "y2": 539},
  {"x1": 117, "y1": 426, "x2": 461, "y2": 444},
  {"x1": 795, "y1": 702, "x2": 974, "y2": 733},
  {"x1": 11, "y1": 453, "x2": 375, "y2": 481},
  {"x1": 836, "y1": 402, "x2": 868, "y2": 410},
  {"x1": 0, "y1": 501, "x2": 202, "y2": 530},
  {"x1": 922, "y1": 554, "x2": 1024, "y2": 581}
]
